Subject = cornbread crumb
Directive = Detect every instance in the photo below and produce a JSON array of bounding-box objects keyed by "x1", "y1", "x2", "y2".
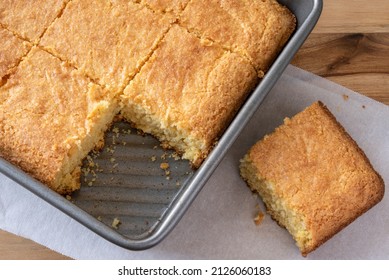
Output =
[
  {"x1": 240, "y1": 101, "x2": 384, "y2": 256},
  {"x1": 171, "y1": 152, "x2": 181, "y2": 160},
  {"x1": 112, "y1": 217, "x2": 121, "y2": 229},
  {"x1": 160, "y1": 162, "x2": 169, "y2": 170},
  {"x1": 254, "y1": 211, "x2": 265, "y2": 226},
  {"x1": 151, "y1": 156, "x2": 157, "y2": 162}
]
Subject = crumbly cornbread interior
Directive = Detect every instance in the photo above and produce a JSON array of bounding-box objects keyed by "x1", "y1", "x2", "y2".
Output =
[
  {"x1": 240, "y1": 102, "x2": 385, "y2": 256},
  {"x1": 240, "y1": 155, "x2": 313, "y2": 253},
  {"x1": 0, "y1": 0, "x2": 295, "y2": 194}
]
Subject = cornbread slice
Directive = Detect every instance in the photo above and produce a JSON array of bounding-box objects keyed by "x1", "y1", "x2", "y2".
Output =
[
  {"x1": 0, "y1": 27, "x2": 31, "y2": 85},
  {"x1": 180, "y1": 0, "x2": 296, "y2": 75},
  {"x1": 121, "y1": 25, "x2": 258, "y2": 167},
  {"x1": 0, "y1": 0, "x2": 68, "y2": 43},
  {"x1": 134, "y1": 0, "x2": 190, "y2": 16},
  {"x1": 0, "y1": 47, "x2": 119, "y2": 194},
  {"x1": 40, "y1": 0, "x2": 173, "y2": 93},
  {"x1": 240, "y1": 102, "x2": 384, "y2": 256}
]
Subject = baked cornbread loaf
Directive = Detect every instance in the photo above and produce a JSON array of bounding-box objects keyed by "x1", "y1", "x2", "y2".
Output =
[
  {"x1": 0, "y1": 27, "x2": 31, "y2": 85},
  {"x1": 40, "y1": 0, "x2": 173, "y2": 93},
  {"x1": 180, "y1": 0, "x2": 296, "y2": 75},
  {"x1": 0, "y1": 47, "x2": 118, "y2": 194},
  {"x1": 121, "y1": 25, "x2": 258, "y2": 166},
  {"x1": 0, "y1": 0, "x2": 67, "y2": 43},
  {"x1": 1, "y1": 0, "x2": 295, "y2": 194},
  {"x1": 240, "y1": 102, "x2": 385, "y2": 256}
]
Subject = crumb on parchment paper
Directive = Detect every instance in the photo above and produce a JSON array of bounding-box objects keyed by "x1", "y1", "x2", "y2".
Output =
[{"x1": 254, "y1": 211, "x2": 265, "y2": 226}]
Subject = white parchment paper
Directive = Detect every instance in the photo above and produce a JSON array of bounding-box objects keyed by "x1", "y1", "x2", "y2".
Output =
[{"x1": 0, "y1": 65, "x2": 388, "y2": 259}]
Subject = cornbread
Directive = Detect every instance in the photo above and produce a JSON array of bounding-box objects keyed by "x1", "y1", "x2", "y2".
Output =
[
  {"x1": 0, "y1": 0, "x2": 67, "y2": 43},
  {"x1": 0, "y1": 47, "x2": 118, "y2": 194},
  {"x1": 121, "y1": 25, "x2": 258, "y2": 167},
  {"x1": 240, "y1": 102, "x2": 385, "y2": 256},
  {"x1": 40, "y1": 0, "x2": 173, "y2": 93},
  {"x1": 0, "y1": 27, "x2": 31, "y2": 85},
  {"x1": 1, "y1": 0, "x2": 295, "y2": 194},
  {"x1": 180, "y1": 0, "x2": 296, "y2": 75}
]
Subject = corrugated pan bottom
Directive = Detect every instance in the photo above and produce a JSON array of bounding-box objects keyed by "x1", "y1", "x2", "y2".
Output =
[{"x1": 74, "y1": 122, "x2": 194, "y2": 239}]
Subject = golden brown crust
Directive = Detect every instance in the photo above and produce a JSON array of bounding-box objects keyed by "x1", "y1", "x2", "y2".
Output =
[
  {"x1": 245, "y1": 101, "x2": 385, "y2": 255},
  {"x1": 0, "y1": 0, "x2": 67, "y2": 43},
  {"x1": 40, "y1": 0, "x2": 173, "y2": 93},
  {"x1": 122, "y1": 25, "x2": 258, "y2": 166},
  {"x1": 0, "y1": 47, "x2": 118, "y2": 194},
  {"x1": 0, "y1": 27, "x2": 31, "y2": 83},
  {"x1": 180, "y1": 0, "x2": 296, "y2": 74}
]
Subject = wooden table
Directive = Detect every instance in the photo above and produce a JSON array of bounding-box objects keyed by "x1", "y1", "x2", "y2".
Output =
[{"x1": 1, "y1": 0, "x2": 388, "y2": 260}]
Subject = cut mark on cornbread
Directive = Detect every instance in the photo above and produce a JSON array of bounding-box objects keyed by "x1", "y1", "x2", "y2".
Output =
[
  {"x1": 0, "y1": 27, "x2": 31, "y2": 84},
  {"x1": 0, "y1": 0, "x2": 69, "y2": 43},
  {"x1": 240, "y1": 101, "x2": 384, "y2": 256},
  {"x1": 0, "y1": 47, "x2": 119, "y2": 194},
  {"x1": 180, "y1": 0, "x2": 296, "y2": 74},
  {"x1": 40, "y1": 0, "x2": 174, "y2": 94},
  {"x1": 131, "y1": 0, "x2": 190, "y2": 18},
  {"x1": 121, "y1": 25, "x2": 258, "y2": 167}
]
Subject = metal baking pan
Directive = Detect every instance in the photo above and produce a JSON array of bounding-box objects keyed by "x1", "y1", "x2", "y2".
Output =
[{"x1": 0, "y1": 0, "x2": 322, "y2": 250}]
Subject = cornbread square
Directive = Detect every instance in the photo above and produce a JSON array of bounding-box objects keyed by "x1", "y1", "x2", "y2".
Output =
[
  {"x1": 180, "y1": 0, "x2": 296, "y2": 75},
  {"x1": 0, "y1": 0, "x2": 67, "y2": 43},
  {"x1": 0, "y1": 27, "x2": 31, "y2": 84},
  {"x1": 240, "y1": 102, "x2": 384, "y2": 256},
  {"x1": 40, "y1": 0, "x2": 173, "y2": 93},
  {"x1": 0, "y1": 47, "x2": 119, "y2": 194},
  {"x1": 134, "y1": 0, "x2": 190, "y2": 16},
  {"x1": 121, "y1": 25, "x2": 258, "y2": 167}
]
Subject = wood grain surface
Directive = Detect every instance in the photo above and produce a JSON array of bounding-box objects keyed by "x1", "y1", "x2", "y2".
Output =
[{"x1": 0, "y1": 0, "x2": 388, "y2": 259}]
